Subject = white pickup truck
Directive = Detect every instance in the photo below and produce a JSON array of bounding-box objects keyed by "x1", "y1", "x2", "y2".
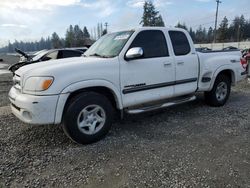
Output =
[{"x1": 9, "y1": 27, "x2": 247, "y2": 144}]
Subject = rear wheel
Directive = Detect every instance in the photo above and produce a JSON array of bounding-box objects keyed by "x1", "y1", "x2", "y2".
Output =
[
  {"x1": 204, "y1": 74, "x2": 231, "y2": 107},
  {"x1": 62, "y1": 92, "x2": 114, "y2": 144}
]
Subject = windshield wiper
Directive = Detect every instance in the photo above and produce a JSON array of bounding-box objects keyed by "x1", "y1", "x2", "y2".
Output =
[{"x1": 88, "y1": 53, "x2": 114, "y2": 58}]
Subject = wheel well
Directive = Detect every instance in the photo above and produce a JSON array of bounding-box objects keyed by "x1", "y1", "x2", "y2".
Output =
[
  {"x1": 64, "y1": 86, "x2": 119, "y2": 111},
  {"x1": 217, "y1": 69, "x2": 235, "y2": 84}
]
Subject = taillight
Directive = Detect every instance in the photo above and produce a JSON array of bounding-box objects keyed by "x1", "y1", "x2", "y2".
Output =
[{"x1": 240, "y1": 58, "x2": 248, "y2": 69}]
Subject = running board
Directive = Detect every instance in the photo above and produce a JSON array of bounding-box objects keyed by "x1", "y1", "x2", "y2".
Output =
[{"x1": 126, "y1": 96, "x2": 196, "y2": 114}]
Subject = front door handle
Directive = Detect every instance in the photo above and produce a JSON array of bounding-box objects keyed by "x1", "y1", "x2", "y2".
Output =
[
  {"x1": 177, "y1": 61, "x2": 184, "y2": 65},
  {"x1": 163, "y1": 62, "x2": 172, "y2": 67}
]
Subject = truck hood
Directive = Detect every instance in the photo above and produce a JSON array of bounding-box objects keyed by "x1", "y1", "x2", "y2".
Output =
[
  {"x1": 15, "y1": 56, "x2": 120, "y2": 95},
  {"x1": 15, "y1": 56, "x2": 113, "y2": 77}
]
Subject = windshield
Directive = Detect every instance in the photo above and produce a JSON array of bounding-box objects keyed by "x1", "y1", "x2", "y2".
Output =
[{"x1": 84, "y1": 30, "x2": 134, "y2": 58}]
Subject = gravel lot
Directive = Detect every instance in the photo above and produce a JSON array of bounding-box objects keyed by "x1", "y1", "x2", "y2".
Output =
[{"x1": 0, "y1": 55, "x2": 250, "y2": 187}]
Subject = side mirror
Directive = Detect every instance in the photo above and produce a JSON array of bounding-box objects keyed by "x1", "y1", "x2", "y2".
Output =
[{"x1": 125, "y1": 47, "x2": 143, "y2": 60}]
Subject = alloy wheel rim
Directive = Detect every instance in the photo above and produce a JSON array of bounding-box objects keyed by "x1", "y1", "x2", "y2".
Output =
[
  {"x1": 77, "y1": 105, "x2": 106, "y2": 135},
  {"x1": 215, "y1": 82, "x2": 228, "y2": 102}
]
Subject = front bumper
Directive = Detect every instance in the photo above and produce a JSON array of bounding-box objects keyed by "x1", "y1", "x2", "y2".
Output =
[{"x1": 8, "y1": 87, "x2": 59, "y2": 125}]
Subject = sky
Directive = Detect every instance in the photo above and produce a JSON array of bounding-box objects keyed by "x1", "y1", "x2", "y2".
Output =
[{"x1": 0, "y1": 0, "x2": 249, "y2": 47}]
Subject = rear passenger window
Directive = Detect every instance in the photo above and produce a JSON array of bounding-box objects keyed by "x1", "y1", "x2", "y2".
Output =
[
  {"x1": 129, "y1": 30, "x2": 169, "y2": 58},
  {"x1": 62, "y1": 50, "x2": 82, "y2": 58},
  {"x1": 169, "y1": 31, "x2": 191, "y2": 56}
]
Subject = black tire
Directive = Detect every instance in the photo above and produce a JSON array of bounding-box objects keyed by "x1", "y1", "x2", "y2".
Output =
[
  {"x1": 204, "y1": 74, "x2": 231, "y2": 107},
  {"x1": 62, "y1": 92, "x2": 114, "y2": 144}
]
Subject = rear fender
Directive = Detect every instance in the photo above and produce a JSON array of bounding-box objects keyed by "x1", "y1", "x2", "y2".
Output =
[{"x1": 208, "y1": 65, "x2": 236, "y2": 91}]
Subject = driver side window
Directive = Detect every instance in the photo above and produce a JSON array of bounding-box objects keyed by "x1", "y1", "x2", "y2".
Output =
[{"x1": 129, "y1": 30, "x2": 169, "y2": 59}]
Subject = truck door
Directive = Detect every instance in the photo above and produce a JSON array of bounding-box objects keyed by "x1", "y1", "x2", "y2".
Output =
[
  {"x1": 169, "y1": 30, "x2": 199, "y2": 96},
  {"x1": 119, "y1": 30, "x2": 175, "y2": 108}
]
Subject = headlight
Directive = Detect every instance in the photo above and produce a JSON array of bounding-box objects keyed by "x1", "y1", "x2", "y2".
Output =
[{"x1": 23, "y1": 76, "x2": 54, "y2": 92}]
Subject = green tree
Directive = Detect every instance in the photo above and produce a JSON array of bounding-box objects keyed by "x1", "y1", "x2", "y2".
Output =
[
  {"x1": 176, "y1": 22, "x2": 187, "y2": 30},
  {"x1": 74, "y1": 25, "x2": 85, "y2": 47},
  {"x1": 189, "y1": 27, "x2": 196, "y2": 42},
  {"x1": 83, "y1": 26, "x2": 90, "y2": 38},
  {"x1": 140, "y1": 1, "x2": 165, "y2": 27},
  {"x1": 207, "y1": 27, "x2": 214, "y2": 43},
  {"x1": 243, "y1": 19, "x2": 250, "y2": 39},
  {"x1": 229, "y1": 15, "x2": 246, "y2": 42},
  {"x1": 155, "y1": 15, "x2": 165, "y2": 27},
  {"x1": 202, "y1": 27, "x2": 207, "y2": 42},
  {"x1": 65, "y1": 25, "x2": 74, "y2": 47},
  {"x1": 218, "y1": 16, "x2": 229, "y2": 42},
  {"x1": 195, "y1": 25, "x2": 207, "y2": 43},
  {"x1": 102, "y1": 29, "x2": 107, "y2": 36},
  {"x1": 51, "y1": 32, "x2": 62, "y2": 48}
]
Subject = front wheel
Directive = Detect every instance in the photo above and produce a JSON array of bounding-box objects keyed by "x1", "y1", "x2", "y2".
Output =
[
  {"x1": 204, "y1": 74, "x2": 231, "y2": 107},
  {"x1": 62, "y1": 92, "x2": 114, "y2": 144}
]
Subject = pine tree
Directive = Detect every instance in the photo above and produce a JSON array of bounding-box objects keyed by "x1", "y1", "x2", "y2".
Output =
[
  {"x1": 83, "y1": 26, "x2": 90, "y2": 38},
  {"x1": 195, "y1": 25, "x2": 204, "y2": 43},
  {"x1": 155, "y1": 15, "x2": 165, "y2": 27},
  {"x1": 74, "y1": 25, "x2": 84, "y2": 47},
  {"x1": 8, "y1": 41, "x2": 13, "y2": 53},
  {"x1": 207, "y1": 27, "x2": 214, "y2": 43},
  {"x1": 244, "y1": 19, "x2": 250, "y2": 39},
  {"x1": 51, "y1": 32, "x2": 62, "y2": 48},
  {"x1": 65, "y1": 25, "x2": 74, "y2": 47},
  {"x1": 229, "y1": 15, "x2": 245, "y2": 42},
  {"x1": 189, "y1": 27, "x2": 196, "y2": 42},
  {"x1": 218, "y1": 17, "x2": 229, "y2": 42},
  {"x1": 102, "y1": 29, "x2": 107, "y2": 36},
  {"x1": 176, "y1": 22, "x2": 187, "y2": 30},
  {"x1": 202, "y1": 28, "x2": 207, "y2": 42},
  {"x1": 140, "y1": 1, "x2": 165, "y2": 27}
]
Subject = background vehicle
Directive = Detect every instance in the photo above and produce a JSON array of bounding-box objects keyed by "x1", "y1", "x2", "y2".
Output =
[
  {"x1": 243, "y1": 49, "x2": 250, "y2": 78},
  {"x1": 9, "y1": 48, "x2": 85, "y2": 73},
  {"x1": 222, "y1": 46, "x2": 239, "y2": 51},
  {"x1": 70, "y1": 47, "x2": 88, "y2": 53},
  {"x1": 9, "y1": 27, "x2": 247, "y2": 144},
  {"x1": 195, "y1": 47, "x2": 212, "y2": 52}
]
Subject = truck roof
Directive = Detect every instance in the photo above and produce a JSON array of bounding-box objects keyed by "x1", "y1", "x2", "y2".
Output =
[{"x1": 133, "y1": 27, "x2": 187, "y2": 32}]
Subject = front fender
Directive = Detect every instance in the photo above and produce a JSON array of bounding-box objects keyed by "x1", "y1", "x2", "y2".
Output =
[{"x1": 54, "y1": 79, "x2": 122, "y2": 124}]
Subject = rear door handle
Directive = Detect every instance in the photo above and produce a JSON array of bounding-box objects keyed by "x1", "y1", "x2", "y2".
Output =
[{"x1": 177, "y1": 61, "x2": 184, "y2": 65}]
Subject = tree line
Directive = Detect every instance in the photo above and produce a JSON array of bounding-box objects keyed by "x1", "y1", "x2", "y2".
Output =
[
  {"x1": 0, "y1": 25, "x2": 95, "y2": 53},
  {"x1": 140, "y1": 1, "x2": 250, "y2": 44},
  {"x1": 176, "y1": 15, "x2": 250, "y2": 44}
]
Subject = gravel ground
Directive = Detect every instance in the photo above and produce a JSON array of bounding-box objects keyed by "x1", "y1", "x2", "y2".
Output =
[
  {"x1": 0, "y1": 54, "x2": 19, "y2": 66},
  {"x1": 0, "y1": 54, "x2": 17, "y2": 107},
  {"x1": 0, "y1": 55, "x2": 250, "y2": 187},
  {"x1": 0, "y1": 74, "x2": 12, "y2": 107}
]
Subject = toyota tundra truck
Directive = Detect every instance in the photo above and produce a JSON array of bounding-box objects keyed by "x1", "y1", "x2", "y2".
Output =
[{"x1": 9, "y1": 27, "x2": 247, "y2": 144}]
